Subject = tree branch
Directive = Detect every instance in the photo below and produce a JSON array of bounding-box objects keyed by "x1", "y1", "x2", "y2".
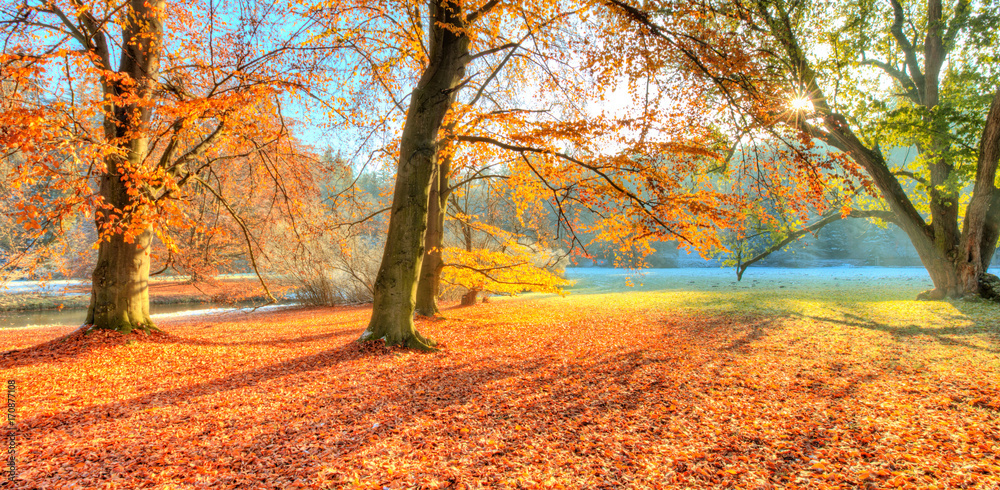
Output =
[
  {"x1": 892, "y1": 169, "x2": 928, "y2": 186},
  {"x1": 736, "y1": 209, "x2": 899, "y2": 281},
  {"x1": 859, "y1": 58, "x2": 918, "y2": 102},
  {"x1": 455, "y1": 134, "x2": 696, "y2": 245},
  {"x1": 889, "y1": 0, "x2": 926, "y2": 103},
  {"x1": 193, "y1": 176, "x2": 277, "y2": 303}
]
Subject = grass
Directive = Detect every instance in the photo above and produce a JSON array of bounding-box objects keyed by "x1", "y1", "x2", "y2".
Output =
[{"x1": 1, "y1": 272, "x2": 998, "y2": 488}]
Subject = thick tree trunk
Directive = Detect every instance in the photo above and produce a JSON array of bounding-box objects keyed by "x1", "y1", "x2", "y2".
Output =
[
  {"x1": 87, "y1": 223, "x2": 155, "y2": 333},
  {"x1": 980, "y1": 192, "x2": 1000, "y2": 272},
  {"x1": 87, "y1": 149, "x2": 158, "y2": 332},
  {"x1": 85, "y1": 0, "x2": 165, "y2": 332},
  {"x1": 960, "y1": 87, "x2": 1000, "y2": 299},
  {"x1": 360, "y1": 1, "x2": 470, "y2": 349},
  {"x1": 917, "y1": 255, "x2": 963, "y2": 300},
  {"x1": 415, "y1": 157, "x2": 450, "y2": 317}
]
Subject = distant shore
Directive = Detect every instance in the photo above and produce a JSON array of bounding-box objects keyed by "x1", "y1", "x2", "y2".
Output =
[{"x1": 0, "y1": 276, "x2": 281, "y2": 312}]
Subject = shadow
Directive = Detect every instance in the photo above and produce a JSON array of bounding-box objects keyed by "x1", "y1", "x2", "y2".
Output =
[
  {"x1": 0, "y1": 326, "x2": 361, "y2": 370},
  {"x1": 20, "y1": 339, "x2": 383, "y2": 431},
  {"x1": 146, "y1": 329, "x2": 356, "y2": 348},
  {"x1": 13, "y1": 309, "x2": 977, "y2": 489},
  {"x1": 723, "y1": 319, "x2": 771, "y2": 352},
  {"x1": 795, "y1": 312, "x2": 1000, "y2": 353},
  {"x1": 0, "y1": 326, "x2": 115, "y2": 369},
  {"x1": 0, "y1": 305, "x2": 371, "y2": 369}
]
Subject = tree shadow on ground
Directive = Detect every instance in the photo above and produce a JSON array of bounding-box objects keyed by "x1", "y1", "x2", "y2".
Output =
[
  {"x1": 20, "y1": 338, "x2": 387, "y2": 430},
  {"x1": 0, "y1": 326, "x2": 131, "y2": 369},
  {"x1": 0, "y1": 306, "x2": 369, "y2": 369},
  {"x1": 795, "y1": 311, "x2": 1000, "y2": 353},
  {"x1": 16, "y1": 309, "x2": 989, "y2": 488},
  {"x1": 147, "y1": 329, "x2": 356, "y2": 348}
]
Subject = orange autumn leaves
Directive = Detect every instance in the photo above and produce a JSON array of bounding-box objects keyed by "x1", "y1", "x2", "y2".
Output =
[
  {"x1": 1, "y1": 0, "x2": 867, "y2": 294},
  {"x1": 3, "y1": 293, "x2": 999, "y2": 488},
  {"x1": 0, "y1": 0, "x2": 329, "y2": 280}
]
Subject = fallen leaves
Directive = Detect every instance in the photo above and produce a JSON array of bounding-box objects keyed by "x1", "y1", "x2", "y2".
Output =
[{"x1": 1, "y1": 293, "x2": 998, "y2": 489}]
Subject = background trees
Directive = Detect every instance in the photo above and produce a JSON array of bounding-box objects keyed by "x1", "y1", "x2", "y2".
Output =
[{"x1": 6, "y1": 0, "x2": 995, "y2": 346}]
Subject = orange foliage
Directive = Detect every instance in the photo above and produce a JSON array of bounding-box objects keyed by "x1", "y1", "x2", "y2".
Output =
[
  {"x1": 594, "y1": 0, "x2": 877, "y2": 256},
  {"x1": 309, "y1": 0, "x2": 767, "y2": 271},
  {"x1": 0, "y1": 0, "x2": 328, "y2": 279}
]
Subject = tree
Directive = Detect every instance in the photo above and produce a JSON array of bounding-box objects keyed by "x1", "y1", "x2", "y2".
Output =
[
  {"x1": 312, "y1": 0, "x2": 594, "y2": 347},
  {"x1": 1, "y1": 0, "x2": 328, "y2": 332},
  {"x1": 354, "y1": 0, "x2": 476, "y2": 349},
  {"x1": 415, "y1": 149, "x2": 569, "y2": 314},
  {"x1": 607, "y1": 0, "x2": 1000, "y2": 299},
  {"x1": 413, "y1": 142, "x2": 567, "y2": 316},
  {"x1": 442, "y1": 196, "x2": 570, "y2": 306},
  {"x1": 313, "y1": 0, "x2": 780, "y2": 349}
]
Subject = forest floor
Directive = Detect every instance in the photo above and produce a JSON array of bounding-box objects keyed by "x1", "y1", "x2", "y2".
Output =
[{"x1": 2, "y1": 273, "x2": 999, "y2": 488}]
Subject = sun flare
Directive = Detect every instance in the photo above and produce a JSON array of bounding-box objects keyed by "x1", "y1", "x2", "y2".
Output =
[{"x1": 790, "y1": 97, "x2": 814, "y2": 112}]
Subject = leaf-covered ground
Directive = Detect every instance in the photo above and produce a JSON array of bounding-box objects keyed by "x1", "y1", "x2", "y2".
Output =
[{"x1": 2, "y1": 277, "x2": 1000, "y2": 488}]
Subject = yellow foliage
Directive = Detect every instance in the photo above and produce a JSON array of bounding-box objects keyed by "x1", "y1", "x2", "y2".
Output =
[{"x1": 441, "y1": 242, "x2": 571, "y2": 297}]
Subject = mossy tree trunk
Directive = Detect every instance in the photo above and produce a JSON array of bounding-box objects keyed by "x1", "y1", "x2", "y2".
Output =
[
  {"x1": 360, "y1": 1, "x2": 471, "y2": 349},
  {"x1": 86, "y1": 223, "x2": 155, "y2": 333},
  {"x1": 85, "y1": 0, "x2": 165, "y2": 333},
  {"x1": 415, "y1": 156, "x2": 451, "y2": 317}
]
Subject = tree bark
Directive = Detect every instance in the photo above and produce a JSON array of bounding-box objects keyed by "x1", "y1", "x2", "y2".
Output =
[
  {"x1": 86, "y1": 224, "x2": 155, "y2": 333},
  {"x1": 961, "y1": 88, "x2": 1000, "y2": 297},
  {"x1": 415, "y1": 156, "x2": 451, "y2": 317},
  {"x1": 86, "y1": 0, "x2": 165, "y2": 332},
  {"x1": 360, "y1": 1, "x2": 471, "y2": 349},
  {"x1": 460, "y1": 289, "x2": 478, "y2": 306}
]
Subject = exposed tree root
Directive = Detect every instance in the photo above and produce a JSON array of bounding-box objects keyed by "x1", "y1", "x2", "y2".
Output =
[
  {"x1": 916, "y1": 273, "x2": 1000, "y2": 302},
  {"x1": 978, "y1": 273, "x2": 1000, "y2": 302},
  {"x1": 916, "y1": 289, "x2": 947, "y2": 301},
  {"x1": 358, "y1": 325, "x2": 439, "y2": 352}
]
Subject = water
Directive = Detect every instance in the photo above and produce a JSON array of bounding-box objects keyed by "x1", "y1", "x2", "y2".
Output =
[
  {"x1": 0, "y1": 279, "x2": 87, "y2": 296},
  {"x1": 562, "y1": 266, "x2": 934, "y2": 294},
  {"x1": 0, "y1": 302, "x2": 293, "y2": 330}
]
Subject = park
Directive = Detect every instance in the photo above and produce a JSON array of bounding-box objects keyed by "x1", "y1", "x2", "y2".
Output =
[{"x1": 2, "y1": 0, "x2": 1000, "y2": 487}]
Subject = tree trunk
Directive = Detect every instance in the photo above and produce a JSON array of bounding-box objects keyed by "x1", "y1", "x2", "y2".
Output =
[
  {"x1": 415, "y1": 156, "x2": 451, "y2": 317},
  {"x1": 86, "y1": 0, "x2": 165, "y2": 332},
  {"x1": 86, "y1": 223, "x2": 155, "y2": 333},
  {"x1": 460, "y1": 289, "x2": 479, "y2": 306},
  {"x1": 958, "y1": 87, "x2": 1000, "y2": 299},
  {"x1": 360, "y1": 1, "x2": 471, "y2": 349}
]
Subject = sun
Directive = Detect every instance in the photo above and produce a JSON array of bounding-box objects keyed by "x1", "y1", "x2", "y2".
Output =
[{"x1": 789, "y1": 97, "x2": 814, "y2": 112}]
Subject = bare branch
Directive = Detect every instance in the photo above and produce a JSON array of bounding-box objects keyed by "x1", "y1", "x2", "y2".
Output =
[
  {"x1": 888, "y1": 0, "x2": 925, "y2": 103},
  {"x1": 893, "y1": 169, "x2": 928, "y2": 186},
  {"x1": 736, "y1": 209, "x2": 899, "y2": 281},
  {"x1": 193, "y1": 177, "x2": 277, "y2": 303}
]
